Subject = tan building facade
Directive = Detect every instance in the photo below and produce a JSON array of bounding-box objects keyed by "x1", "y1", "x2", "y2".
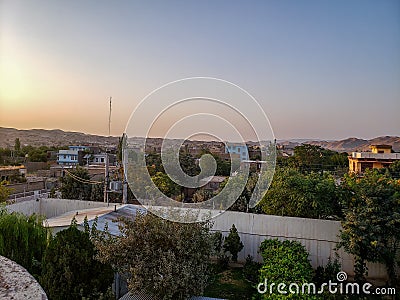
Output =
[{"x1": 348, "y1": 144, "x2": 400, "y2": 174}]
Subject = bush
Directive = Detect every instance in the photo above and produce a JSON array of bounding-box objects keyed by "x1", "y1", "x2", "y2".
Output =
[
  {"x1": 313, "y1": 257, "x2": 341, "y2": 288},
  {"x1": 41, "y1": 223, "x2": 114, "y2": 300},
  {"x1": 258, "y1": 239, "x2": 315, "y2": 299},
  {"x1": 0, "y1": 208, "x2": 48, "y2": 278},
  {"x1": 243, "y1": 255, "x2": 261, "y2": 284},
  {"x1": 223, "y1": 224, "x2": 244, "y2": 262}
]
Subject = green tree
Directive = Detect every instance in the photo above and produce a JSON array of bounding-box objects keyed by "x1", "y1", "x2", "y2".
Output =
[
  {"x1": 0, "y1": 181, "x2": 13, "y2": 203},
  {"x1": 41, "y1": 221, "x2": 114, "y2": 300},
  {"x1": 179, "y1": 152, "x2": 200, "y2": 176},
  {"x1": 338, "y1": 170, "x2": 400, "y2": 285},
  {"x1": 151, "y1": 171, "x2": 180, "y2": 197},
  {"x1": 28, "y1": 148, "x2": 48, "y2": 162},
  {"x1": 60, "y1": 167, "x2": 92, "y2": 200},
  {"x1": 258, "y1": 167, "x2": 341, "y2": 219},
  {"x1": 95, "y1": 212, "x2": 214, "y2": 300},
  {"x1": 14, "y1": 137, "x2": 21, "y2": 154},
  {"x1": 0, "y1": 208, "x2": 48, "y2": 278},
  {"x1": 192, "y1": 188, "x2": 213, "y2": 203},
  {"x1": 258, "y1": 239, "x2": 315, "y2": 299},
  {"x1": 145, "y1": 152, "x2": 164, "y2": 176},
  {"x1": 389, "y1": 160, "x2": 400, "y2": 179},
  {"x1": 223, "y1": 224, "x2": 244, "y2": 262},
  {"x1": 293, "y1": 144, "x2": 345, "y2": 173}
]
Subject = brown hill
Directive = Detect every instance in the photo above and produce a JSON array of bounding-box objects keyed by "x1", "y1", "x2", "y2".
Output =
[
  {"x1": 303, "y1": 136, "x2": 400, "y2": 153},
  {"x1": 1, "y1": 127, "x2": 399, "y2": 153},
  {"x1": 0, "y1": 127, "x2": 119, "y2": 148}
]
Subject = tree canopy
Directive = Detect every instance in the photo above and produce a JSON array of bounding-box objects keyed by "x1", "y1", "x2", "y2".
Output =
[
  {"x1": 258, "y1": 167, "x2": 342, "y2": 219},
  {"x1": 223, "y1": 224, "x2": 244, "y2": 262},
  {"x1": 95, "y1": 212, "x2": 214, "y2": 300},
  {"x1": 41, "y1": 221, "x2": 114, "y2": 300},
  {"x1": 0, "y1": 207, "x2": 48, "y2": 278},
  {"x1": 258, "y1": 239, "x2": 315, "y2": 299},
  {"x1": 60, "y1": 167, "x2": 104, "y2": 201},
  {"x1": 338, "y1": 169, "x2": 400, "y2": 285}
]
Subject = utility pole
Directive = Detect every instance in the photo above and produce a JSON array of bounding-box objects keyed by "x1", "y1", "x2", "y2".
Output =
[
  {"x1": 104, "y1": 97, "x2": 112, "y2": 205},
  {"x1": 108, "y1": 97, "x2": 112, "y2": 137},
  {"x1": 104, "y1": 152, "x2": 109, "y2": 205}
]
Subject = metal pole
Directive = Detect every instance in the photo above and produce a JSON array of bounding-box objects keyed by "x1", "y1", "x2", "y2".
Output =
[{"x1": 104, "y1": 152, "x2": 109, "y2": 205}]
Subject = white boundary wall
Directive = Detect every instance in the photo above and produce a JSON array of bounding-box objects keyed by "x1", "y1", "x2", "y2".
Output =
[
  {"x1": 211, "y1": 211, "x2": 387, "y2": 280},
  {"x1": 7, "y1": 199, "x2": 388, "y2": 280},
  {"x1": 7, "y1": 198, "x2": 109, "y2": 219}
]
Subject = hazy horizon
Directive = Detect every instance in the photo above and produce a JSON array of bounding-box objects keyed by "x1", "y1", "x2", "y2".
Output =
[
  {"x1": 1, "y1": 125, "x2": 398, "y2": 143},
  {"x1": 1, "y1": 1, "x2": 399, "y2": 140}
]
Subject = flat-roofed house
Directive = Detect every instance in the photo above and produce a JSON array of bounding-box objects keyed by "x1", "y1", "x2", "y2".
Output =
[{"x1": 348, "y1": 144, "x2": 400, "y2": 174}]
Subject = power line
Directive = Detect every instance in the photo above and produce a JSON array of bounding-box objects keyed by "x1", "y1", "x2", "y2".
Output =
[{"x1": 64, "y1": 168, "x2": 103, "y2": 185}]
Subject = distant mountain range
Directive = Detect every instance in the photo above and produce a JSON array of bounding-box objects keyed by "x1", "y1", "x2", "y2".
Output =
[
  {"x1": 0, "y1": 127, "x2": 118, "y2": 148},
  {"x1": 278, "y1": 136, "x2": 400, "y2": 153},
  {"x1": 0, "y1": 127, "x2": 399, "y2": 153}
]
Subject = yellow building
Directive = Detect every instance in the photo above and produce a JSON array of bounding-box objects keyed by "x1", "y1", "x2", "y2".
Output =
[{"x1": 348, "y1": 144, "x2": 400, "y2": 174}]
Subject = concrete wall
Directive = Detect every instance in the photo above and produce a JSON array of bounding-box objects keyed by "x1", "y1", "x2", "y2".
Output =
[
  {"x1": 7, "y1": 198, "x2": 108, "y2": 219},
  {"x1": 211, "y1": 211, "x2": 387, "y2": 280}
]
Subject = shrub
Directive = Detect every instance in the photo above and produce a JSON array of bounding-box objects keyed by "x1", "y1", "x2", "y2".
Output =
[
  {"x1": 223, "y1": 224, "x2": 244, "y2": 262},
  {"x1": 243, "y1": 255, "x2": 261, "y2": 284},
  {"x1": 41, "y1": 223, "x2": 113, "y2": 300},
  {"x1": 258, "y1": 239, "x2": 315, "y2": 299},
  {"x1": 0, "y1": 208, "x2": 48, "y2": 278}
]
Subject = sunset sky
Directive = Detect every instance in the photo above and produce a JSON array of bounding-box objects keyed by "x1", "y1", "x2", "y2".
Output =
[{"x1": 1, "y1": 0, "x2": 399, "y2": 140}]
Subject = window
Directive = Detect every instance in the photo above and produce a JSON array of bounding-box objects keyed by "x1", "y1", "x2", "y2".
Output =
[
  {"x1": 361, "y1": 162, "x2": 373, "y2": 172},
  {"x1": 101, "y1": 158, "x2": 105, "y2": 163}
]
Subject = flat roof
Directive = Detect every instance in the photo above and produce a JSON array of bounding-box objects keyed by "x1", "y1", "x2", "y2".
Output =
[{"x1": 44, "y1": 204, "x2": 147, "y2": 236}]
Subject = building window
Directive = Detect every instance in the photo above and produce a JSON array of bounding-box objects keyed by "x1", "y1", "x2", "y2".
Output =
[
  {"x1": 361, "y1": 162, "x2": 373, "y2": 172},
  {"x1": 101, "y1": 158, "x2": 105, "y2": 163}
]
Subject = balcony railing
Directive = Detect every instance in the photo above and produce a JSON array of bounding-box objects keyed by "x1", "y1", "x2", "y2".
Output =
[{"x1": 351, "y1": 152, "x2": 400, "y2": 160}]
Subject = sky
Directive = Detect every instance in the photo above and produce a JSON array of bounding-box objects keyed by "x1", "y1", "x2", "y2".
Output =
[{"x1": 0, "y1": 0, "x2": 399, "y2": 141}]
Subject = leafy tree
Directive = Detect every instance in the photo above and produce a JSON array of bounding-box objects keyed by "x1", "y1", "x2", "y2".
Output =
[
  {"x1": 258, "y1": 239, "x2": 315, "y2": 299},
  {"x1": 145, "y1": 152, "x2": 164, "y2": 175},
  {"x1": 223, "y1": 224, "x2": 244, "y2": 262},
  {"x1": 90, "y1": 182, "x2": 105, "y2": 201},
  {"x1": 192, "y1": 188, "x2": 213, "y2": 203},
  {"x1": 27, "y1": 148, "x2": 48, "y2": 162},
  {"x1": 293, "y1": 144, "x2": 346, "y2": 173},
  {"x1": 14, "y1": 137, "x2": 21, "y2": 154},
  {"x1": 338, "y1": 170, "x2": 400, "y2": 285},
  {"x1": 41, "y1": 221, "x2": 114, "y2": 300},
  {"x1": 0, "y1": 181, "x2": 13, "y2": 203},
  {"x1": 389, "y1": 160, "x2": 400, "y2": 179},
  {"x1": 60, "y1": 167, "x2": 92, "y2": 200},
  {"x1": 0, "y1": 208, "x2": 48, "y2": 278},
  {"x1": 210, "y1": 231, "x2": 229, "y2": 270},
  {"x1": 151, "y1": 171, "x2": 180, "y2": 197},
  {"x1": 313, "y1": 256, "x2": 341, "y2": 292},
  {"x1": 258, "y1": 167, "x2": 341, "y2": 219},
  {"x1": 243, "y1": 255, "x2": 261, "y2": 284},
  {"x1": 95, "y1": 212, "x2": 214, "y2": 300},
  {"x1": 179, "y1": 152, "x2": 200, "y2": 176}
]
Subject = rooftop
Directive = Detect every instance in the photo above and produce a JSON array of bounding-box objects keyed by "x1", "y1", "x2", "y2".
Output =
[
  {"x1": 45, "y1": 204, "x2": 146, "y2": 236},
  {"x1": 351, "y1": 152, "x2": 400, "y2": 160}
]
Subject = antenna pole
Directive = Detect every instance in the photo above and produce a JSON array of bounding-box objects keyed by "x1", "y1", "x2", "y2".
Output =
[{"x1": 108, "y1": 97, "x2": 112, "y2": 137}]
